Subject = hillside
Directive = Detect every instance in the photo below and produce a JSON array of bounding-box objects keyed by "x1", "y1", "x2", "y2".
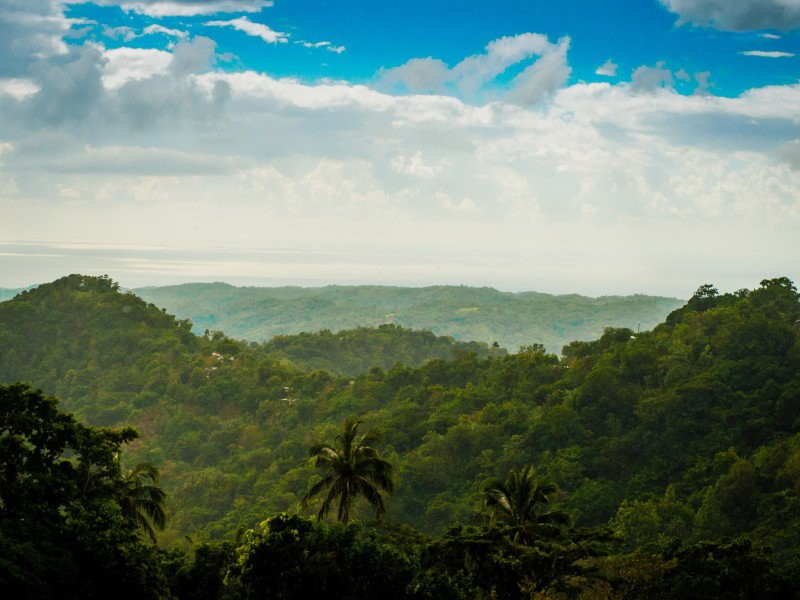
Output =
[
  {"x1": 259, "y1": 324, "x2": 505, "y2": 374},
  {"x1": 134, "y1": 283, "x2": 684, "y2": 353},
  {"x1": 1, "y1": 273, "x2": 799, "y2": 584}
]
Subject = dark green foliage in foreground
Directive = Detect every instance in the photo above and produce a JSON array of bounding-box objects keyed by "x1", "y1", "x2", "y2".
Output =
[
  {"x1": 0, "y1": 383, "x2": 168, "y2": 599},
  {"x1": 174, "y1": 513, "x2": 609, "y2": 600},
  {"x1": 224, "y1": 513, "x2": 414, "y2": 600},
  {"x1": 134, "y1": 281, "x2": 683, "y2": 354}
]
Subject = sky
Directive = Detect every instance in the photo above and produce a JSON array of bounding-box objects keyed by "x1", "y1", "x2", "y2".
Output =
[{"x1": 0, "y1": 0, "x2": 799, "y2": 296}]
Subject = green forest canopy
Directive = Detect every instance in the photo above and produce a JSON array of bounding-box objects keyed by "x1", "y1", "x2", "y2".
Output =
[
  {"x1": 132, "y1": 282, "x2": 683, "y2": 353},
  {"x1": 1, "y1": 274, "x2": 800, "y2": 598}
]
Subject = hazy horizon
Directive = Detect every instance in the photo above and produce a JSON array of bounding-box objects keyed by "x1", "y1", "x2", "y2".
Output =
[{"x1": 2, "y1": 239, "x2": 794, "y2": 298}]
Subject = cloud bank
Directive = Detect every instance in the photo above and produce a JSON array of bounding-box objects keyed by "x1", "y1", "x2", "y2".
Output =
[{"x1": 661, "y1": 0, "x2": 800, "y2": 31}]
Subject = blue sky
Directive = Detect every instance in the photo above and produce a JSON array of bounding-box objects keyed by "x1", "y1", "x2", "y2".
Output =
[
  {"x1": 63, "y1": 0, "x2": 798, "y2": 94},
  {"x1": 0, "y1": 0, "x2": 799, "y2": 295}
]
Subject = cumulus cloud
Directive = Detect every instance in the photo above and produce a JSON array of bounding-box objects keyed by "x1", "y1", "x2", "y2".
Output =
[
  {"x1": 64, "y1": 0, "x2": 272, "y2": 17},
  {"x1": 595, "y1": 59, "x2": 617, "y2": 77},
  {"x1": 0, "y1": 78, "x2": 41, "y2": 99},
  {"x1": 660, "y1": 0, "x2": 800, "y2": 31},
  {"x1": 205, "y1": 16, "x2": 288, "y2": 43},
  {"x1": 102, "y1": 47, "x2": 172, "y2": 88},
  {"x1": 169, "y1": 36, "x2": 217, "y2": 74},
  {"x1": 391, "y1": 152, "x2": 445, "y2": 179},
  {"x1": 631, "y1": 61, "x2": 674, "y2": 92},
  {"x1": 377, "y1": 57, "x2": 450, "y2": 93},
  {"x1": 0, "y1": 0, "x2": 75, "y2": 76},
  {"x1": 378, "y1": 33, "x2": 571, "y2": 105},
  {"x1": 741, "y1": 50, "x2": 795, "y2": 57},
  {"x1": 504, "y1": 37, "x2": 571, "y2": 105}
]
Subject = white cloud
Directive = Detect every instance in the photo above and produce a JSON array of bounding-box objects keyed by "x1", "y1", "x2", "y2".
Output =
[
  {"x1": 595, "y1": 59, "x2": 617, "y2": 77},
  {"x1": 391, "y1": 152, "x2": 445, "y2": 179},
  {"x1": 660, "y1": 0, "x2": 800, "y2": 31},
  {"x1": 142, "y1": 24, "x2": 189, "y2": 39},
  {"x1": 102, "y1": 25, "x2": 137, "y2": 42},
  {"x1": 377, "y1": 57, "x2": 450, "y2": 93},
  {"x1": 0, "y1": 0, "x2": 75, "y2": 76},
  {"x1": 65, "y1": 1, "x2": 272, "y2": 17},
  {"x1": 169, "y1": 36, "x2": 217, "y2": 74},
  {"x1": 205, "y1": 16, "x2": 288, "y2": 44},
  {"x1": 378, "y1": 32, "x2": 571, "y2": 105},
  {"x1": 504, "y1": 37, "x2": 571, "y2": 105},
  {"x1": 741, "y1": 50, "x2": 796, "y2": 58},
  {"x1": 102, "y1": 47, "x2": 172, "y2": 89},
  {"x1": 631, "y1": 61, "x2": 673, "y2": 91},
  {"x1": 102, "y1": 23, "x2": 187, "y2": 42},
  {"x1": 760, "y1": 33, "x2": 782, "y2": 39},
  {"x1": 0, "y1": 78, "x2": 41, "y2": 99},
  {"x1": 299, "y1": 40, "x2": 346, "y2": 53}
]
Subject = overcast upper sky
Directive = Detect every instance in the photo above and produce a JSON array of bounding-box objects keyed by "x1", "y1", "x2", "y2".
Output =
[{"x1": 0, "y1": 0, "x2": 798, "y2": 296}]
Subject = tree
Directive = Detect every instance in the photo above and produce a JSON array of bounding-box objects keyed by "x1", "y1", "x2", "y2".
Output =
[
  {"x1": 302, "y1": 416, "x2": 394, "y2": 523},
  {"x1": 0, "y1": 383, "x2": 168, "y2": 599},
  {"x1": 119, "y1": 462, "x2": 167, "y2": 543},
  {"x1": 223, "y1": 514, "x2": 413, "y2": 600},
  {"x1": 483, "y1": 465, "x2": 570, "y2": 544}
]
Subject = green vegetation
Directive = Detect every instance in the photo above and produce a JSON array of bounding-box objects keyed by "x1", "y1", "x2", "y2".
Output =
[
  {"x1": 302, "y1": 417, "x2": 395, "y2": 523},
  {"x1": 484, "y1": 466, "x2": 571, "y2": 544},
  {"x1": 259, "y1": 324, "x2": 504, "y2": 374},
  {"x1": 134, "y1": 282, "x2": 683, "y2": 353},
  {"x1": 2, "y1": 274, "x2": 800, "y2": 597},
  {"x1": 0, "y1": 383, "x2": 169, "y2": 599}
]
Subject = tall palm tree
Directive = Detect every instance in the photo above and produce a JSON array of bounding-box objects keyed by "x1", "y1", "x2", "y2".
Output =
[
  {"x1": 302, "y1": 417, "x2": 394, "y2": 524},
  {"x1": 483, "y1": 465, "x2": 570, "y2": 545},
  {"x1": 119, "y1": 462, "x2": 167, "y2": 543}
]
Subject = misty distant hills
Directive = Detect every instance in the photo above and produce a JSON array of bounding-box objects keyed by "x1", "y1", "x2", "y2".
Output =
[
  {"x1": 0, "y1": 287, "x2": 32, "y2": 302},
  {"x1": 133, "y1": 283, "x2": 684, "y2": 353}
]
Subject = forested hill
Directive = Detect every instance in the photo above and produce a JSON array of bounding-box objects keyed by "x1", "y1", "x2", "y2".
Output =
[
  {"x1": 259, "y1": 325, "x2": 504, "y2": 374},
  {"x1": 134, "y1": 282, "x2": 683, "y2": 353},
  {"x1": 1, "y1": 272, "x2": 800, "y2": 585}
]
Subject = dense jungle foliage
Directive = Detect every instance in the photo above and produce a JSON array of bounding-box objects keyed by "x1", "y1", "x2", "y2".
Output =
[
  {"x1": 133, "y1": 282, "x2": 683, "y2": 353},
  {"x1": 258, "y1": 324, "x2": 504, "y2": 374},
  {"x1": 2, "y1": 274, "x2": 800, "y2": 598}
]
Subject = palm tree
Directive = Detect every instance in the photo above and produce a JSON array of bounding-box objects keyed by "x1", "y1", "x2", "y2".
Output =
[
  {"x1": 302, "y1": 417, "x2": 394, "y2": 524},
  {"x1": 119, "y1": 462, "x2": 167, "y2": 543},
  {"x1": 483, "y1": 465, "x2": 570, "y2": 545}
]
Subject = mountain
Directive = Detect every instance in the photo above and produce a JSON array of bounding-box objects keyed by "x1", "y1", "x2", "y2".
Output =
[
  {"x1": 0, "y1": 287, "x2": 28, "y2": 302},
  {"x1": 2, "y1": 273, "x2": 799, "y2": 574},
  {"x1": 133, "y1": 282, "x2": 684, "y2": 353}
]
